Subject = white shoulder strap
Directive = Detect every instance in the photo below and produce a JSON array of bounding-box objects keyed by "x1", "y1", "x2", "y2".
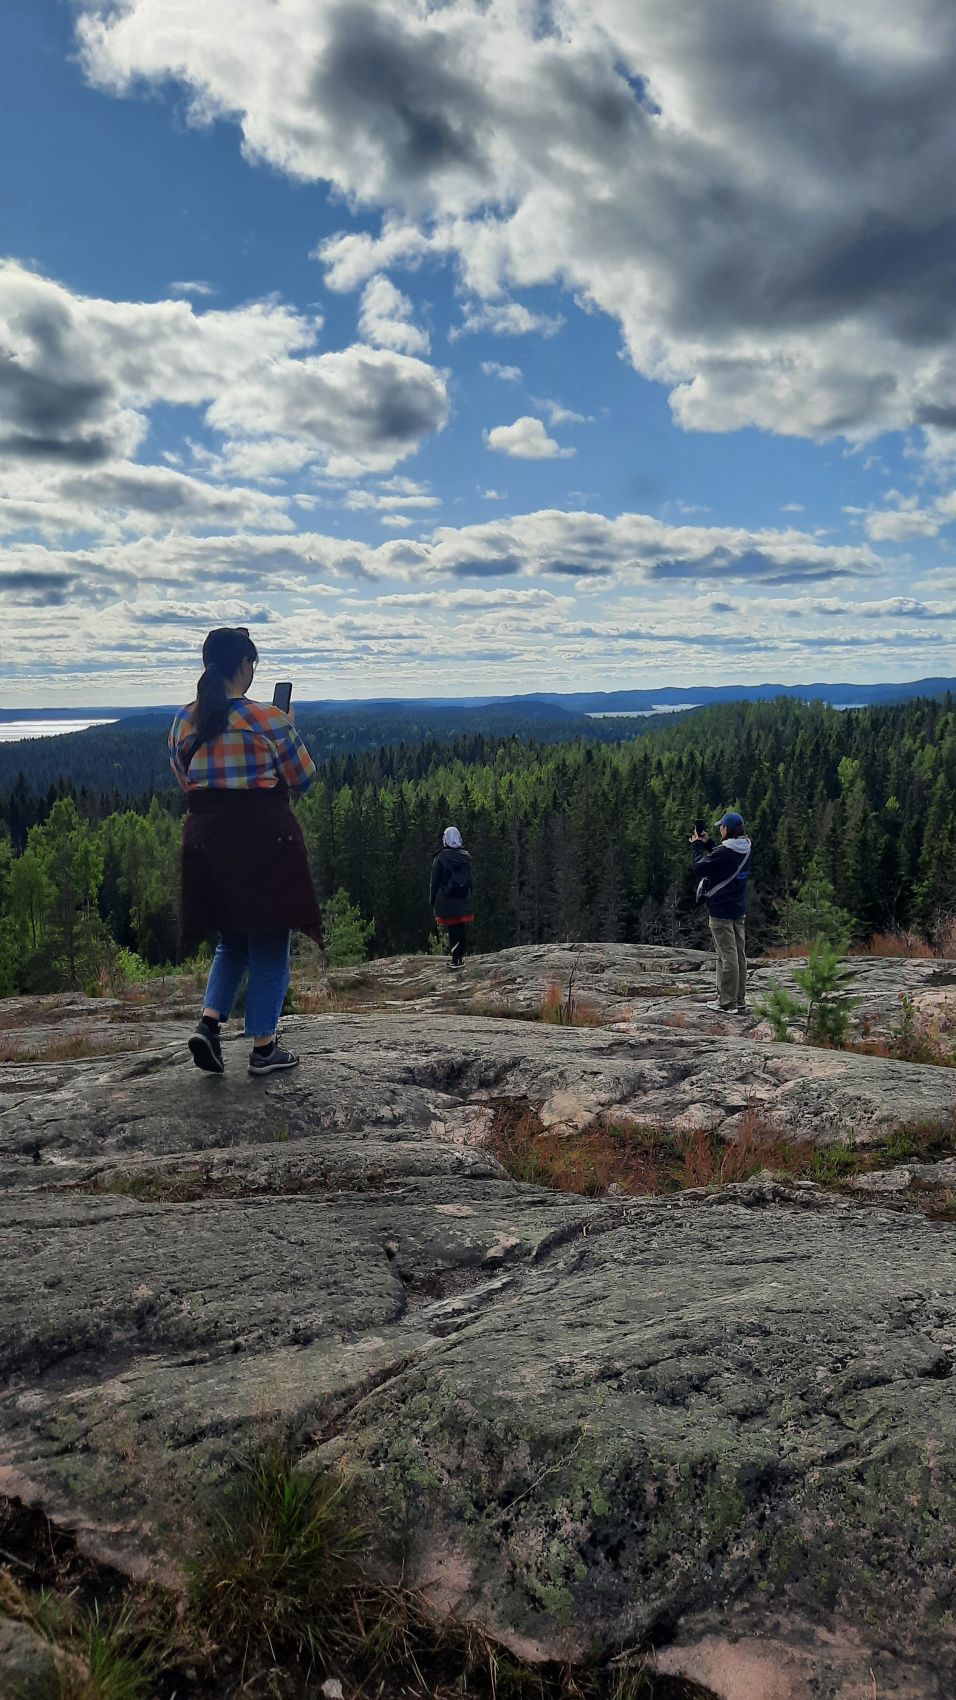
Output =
[{"x1": 698, "y1": 843, "x2": 750, "y2": 901}]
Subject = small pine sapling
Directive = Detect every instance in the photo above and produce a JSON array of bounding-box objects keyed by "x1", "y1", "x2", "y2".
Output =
[
  {"x1": 754, "y1": 981, "x2": 804, "y2": 1042},
  {"x1": 793, "y1": 938, "x2": 860, "y2": 1046}
]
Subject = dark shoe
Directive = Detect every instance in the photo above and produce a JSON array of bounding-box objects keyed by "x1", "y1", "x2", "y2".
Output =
[
  {"x1": 188, "y1": 1020, "x2": 224, "y2": 1074},
  {"x1": 248, "y1": 1040, "x2": 299, "y2": 1076}
]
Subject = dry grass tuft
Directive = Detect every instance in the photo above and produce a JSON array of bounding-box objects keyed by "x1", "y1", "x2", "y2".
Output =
[
  {"x1": 486, "y1": 1100, "x2": 956, "y2": 1215},
  {"x1": 849, "y1": 930, "x2": 935, "y2": 959},
  {"x1": 486, "y1": 1101, "x2": 800, "y2": 1197},
  {"x1": 539, "y1": 980, "x2": 602, "y2": 1027},
  {"x1": 0, "y1": 1033, "x2": 138, "y2": 1064}
]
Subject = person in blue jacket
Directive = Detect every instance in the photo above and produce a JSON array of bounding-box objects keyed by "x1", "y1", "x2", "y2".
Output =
[{"x1": 690, "y1": 811, "x2": 752, "y2": 1014}]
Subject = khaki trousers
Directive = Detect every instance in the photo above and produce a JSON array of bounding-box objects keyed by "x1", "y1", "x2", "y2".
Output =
[{"x1": 709, "y1": 916, "x2": 747, "y2": 1009}]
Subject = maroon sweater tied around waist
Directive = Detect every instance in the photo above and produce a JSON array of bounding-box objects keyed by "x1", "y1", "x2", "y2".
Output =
[{"x1": 179, "y1": 782, "x2": 323, "y2": 954}]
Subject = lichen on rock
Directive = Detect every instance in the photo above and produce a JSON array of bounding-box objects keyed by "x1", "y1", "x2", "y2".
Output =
[{"x1": 3, "y1": 945, "x2": 956, "y2": 1698}]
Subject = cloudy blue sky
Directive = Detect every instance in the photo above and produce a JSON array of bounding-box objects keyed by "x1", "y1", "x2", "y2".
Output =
[{"x1": 3, "y1": 0, "x2": 956, "y2": 706}]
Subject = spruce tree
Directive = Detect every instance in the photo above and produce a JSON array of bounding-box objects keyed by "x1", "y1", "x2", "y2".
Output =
[{"x1": 324, "y1": 888, "x2": 375, "y2": 967}]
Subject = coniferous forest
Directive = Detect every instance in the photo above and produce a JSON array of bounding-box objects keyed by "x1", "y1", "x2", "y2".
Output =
[{"x1": 1, "y1": 695, "x2": 955, "y2": 996}]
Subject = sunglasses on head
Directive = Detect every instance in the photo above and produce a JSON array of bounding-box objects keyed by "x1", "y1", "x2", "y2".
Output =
[{"x1": 234, "y1": 628, "x2": 257, "y2": 668}]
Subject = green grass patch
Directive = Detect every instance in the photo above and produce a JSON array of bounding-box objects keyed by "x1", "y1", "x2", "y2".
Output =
[
  {"x1": 3, "y1": 1452, "x2": 721, "y2": 1700},
  {"x1": 806, "y1": 1144, "x2": 860, "y2": 1186},
  {"x1": 61, "y1": 1604, "x2": 157, "y2": 1700},
  {"x1": 186, "y1": 1440, "x2": 365, "y2": 1672},
  {"x1": 0, "y1": 1566, "x2": 161, "y2": 1700}
]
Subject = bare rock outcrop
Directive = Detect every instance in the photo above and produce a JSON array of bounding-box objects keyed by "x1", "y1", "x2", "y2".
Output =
[
  {"x1": 328, "y1": 939, "x2": 956, "y2": 1037},
  {"x1": 2, "y1": 946, "x2": 956, "y2": 1699},
  {"x1": 4, "y1": 1007, "x2": 956, "y2": 1194}
]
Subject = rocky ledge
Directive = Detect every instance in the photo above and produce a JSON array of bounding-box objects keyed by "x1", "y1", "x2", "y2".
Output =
[{"x1": 2, "y1": 944, "x2": 956, "y2": 1699}]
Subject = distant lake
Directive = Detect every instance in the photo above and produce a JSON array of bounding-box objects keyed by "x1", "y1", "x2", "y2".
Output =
[
  {"x1": 0, "y1": 719, "x2": 117, "y2": 744},
  {"x1": 587, "y1": 705, "x2": 701, "y2": 718}
]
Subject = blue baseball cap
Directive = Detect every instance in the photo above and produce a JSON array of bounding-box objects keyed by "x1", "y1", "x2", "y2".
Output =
[{"x1": 716, "y1": 810, "x2": 744, "y2": 832}]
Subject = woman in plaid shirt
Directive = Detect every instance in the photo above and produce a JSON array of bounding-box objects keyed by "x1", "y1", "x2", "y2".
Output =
[{"x1": 169, "y1": 627, "x2": 323, "y2": 1077}]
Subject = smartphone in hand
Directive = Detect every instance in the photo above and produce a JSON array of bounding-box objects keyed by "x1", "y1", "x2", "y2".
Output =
[{"x1": 272, "y1": 681, "x2": 293, "y2": 713}]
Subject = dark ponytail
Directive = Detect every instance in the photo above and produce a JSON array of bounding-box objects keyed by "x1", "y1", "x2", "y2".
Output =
[{"x1": 192, "y1": 626, "x2": 258, "y2": 751}]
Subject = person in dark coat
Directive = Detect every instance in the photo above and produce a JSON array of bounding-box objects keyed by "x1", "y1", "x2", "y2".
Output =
[
  {"x1": 690, "y1": 810, "x2": 752, "y2": 1014},
  {"x1": 168, "y1": 626, "x2": 322, "y2": 1075},
  {"x1": 430, "y1": 826, "x2": 474, "y2": 968}
]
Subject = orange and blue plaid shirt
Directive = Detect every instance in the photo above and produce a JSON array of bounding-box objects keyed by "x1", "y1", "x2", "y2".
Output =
[{"x1": 168, "y1": 697, "x2": 317, "y2": 793}]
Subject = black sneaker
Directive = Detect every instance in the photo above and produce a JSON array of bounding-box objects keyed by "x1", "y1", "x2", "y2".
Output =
[
  {"x1": 188, "y1": 1020, "x2": 224, "y2": 1074},
  {"x1": 248, "y1": 1040, "x2": 300, "y2": 1076}
]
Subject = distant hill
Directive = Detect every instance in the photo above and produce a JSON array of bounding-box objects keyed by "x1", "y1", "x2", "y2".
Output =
[
  {"x1": 0, "y1": 698, "x2": 674, "y2": 796},
  {"x1": 3, "y1": 674, "x2": 952, "y2": 723},
  {"x1": 2, "y1": 677, "x2": 953, "y2": 797},
  {"x1": 524, "y1": 677, "x2": 956, "y2": 712}
]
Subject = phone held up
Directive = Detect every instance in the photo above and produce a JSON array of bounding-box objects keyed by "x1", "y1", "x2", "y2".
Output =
[
  {"x1": 272, "y1": 681, "x2": 293, "y2": 714},
  {"x1": 693, "y1": 818, "x2": 708, "y2": 838}
]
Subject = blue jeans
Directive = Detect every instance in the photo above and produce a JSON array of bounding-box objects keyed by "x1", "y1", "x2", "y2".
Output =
[{"x1": 203, "y1": 931, "x2": 291, "y2": 1038}]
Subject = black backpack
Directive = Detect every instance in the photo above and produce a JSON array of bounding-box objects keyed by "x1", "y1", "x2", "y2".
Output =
[{"x1": 443, "y1": 861, "x2": 470, "y2": 897}]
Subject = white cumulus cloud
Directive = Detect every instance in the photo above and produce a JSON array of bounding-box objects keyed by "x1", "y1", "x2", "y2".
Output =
[
  {"x1": 451, "y1": 301, "x2": 564, "y2": 340},
  {"x1": 863, "y1": 489, "x2": 956, "y2": 541},
  {"x1": 345, "y1": 477, "x2": 440, "y2": 512},
  {"x1": 358, "y1": 273, "x2": 430, "y2": 355},
  {"x1": 2, "y1": 503, "x2": 930, "y2": 698},
  {"x1": 74, "y1": 0, "x2": 956, "y2": 445},
  {"x1": 0, "y1": 262, "x2": 450, "y2": 540},
  {"x1": 481, "y1": 361, "x2": 523, "y2": 382},
  {"x1": 485, "y1": 416, "x2": 575, "y2": 459},
  {"x1": 534, "y1": 398, "x2": 592, "y2": 427}
]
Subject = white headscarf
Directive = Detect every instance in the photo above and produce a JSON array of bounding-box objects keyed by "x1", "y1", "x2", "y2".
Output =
[{"x1": 443, "y1": 826, "x2": 462, "y2": 848}]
